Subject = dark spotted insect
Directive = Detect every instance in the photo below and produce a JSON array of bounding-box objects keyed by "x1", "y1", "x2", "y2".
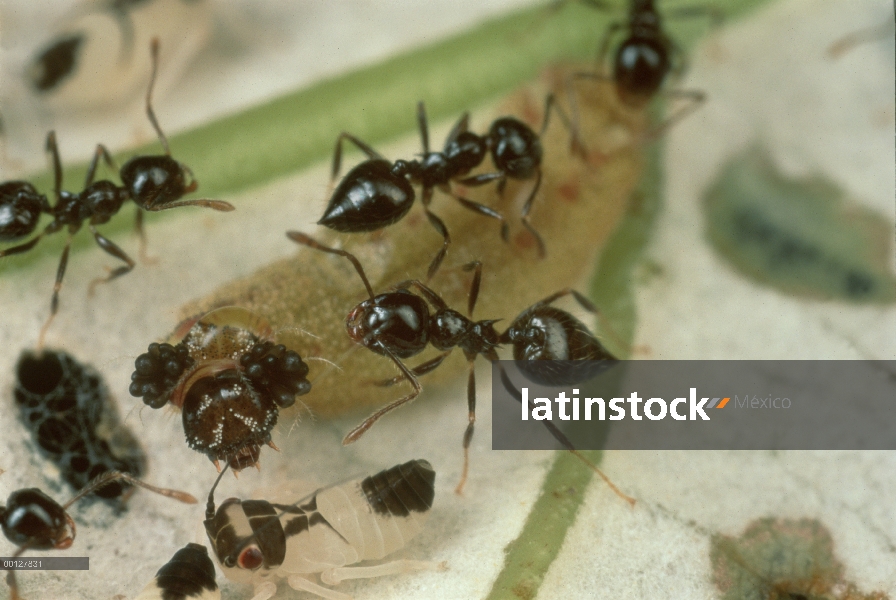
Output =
[
  {"x1": 288, "y1": 231, "x2": 632, "y2": 502},
  {"x1": 129, "y1": 307, "x2": 312, "y2": 472},
  {"x1": 318, "y1": 96, "x2": 571, "y2": 277},
  {"x1": 1, "y1": 471, "x2": 197, "y2": 600},
  {"x1": 1, "y1": 38, "x2": 233, "y2": 346},
  {"x1": 14, "y1": 348, "x2": 145, "y2": 500},
  {"x1": 133, "y1": 543, "x2": 219, "y2": 600},
  {"x1": 561, "y1": 0, "x2": 716, "y2": 148},
  {"x1": 204, "y1": 459, "x2": 439, "y2": 600}
]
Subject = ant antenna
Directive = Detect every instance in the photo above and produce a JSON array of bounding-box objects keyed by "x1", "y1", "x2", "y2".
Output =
[
  {"x1": 146, "y1": 37, "x2": 170, "y2": 156},
  {"x1": 287, "y1": 232, "x2": 375, "y2": 299},
  {"x1": 204, "y1": 463, "x2": 231, "y2": 523},
  {"x1": 65, "y1": 470, "x2": 198, "y2": 509}
]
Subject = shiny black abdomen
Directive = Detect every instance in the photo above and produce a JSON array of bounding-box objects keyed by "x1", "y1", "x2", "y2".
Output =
[
  {"x1": 614, "y1": 36, "x2": 670, "y2": 104},
  {"x1": 319, "y1": 159, "x2": 415, "y2": 232},
  {"x1": 505, "y1": 306, "x2": 617, "y2": 385}
]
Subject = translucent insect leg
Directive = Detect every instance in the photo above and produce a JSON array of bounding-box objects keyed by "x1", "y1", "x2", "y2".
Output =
[
  {"x1": 286, "y1": 575, "x2": 349, "y2": 600},
  {"x1": 321, "y1": 559, "x2": 448, "y2": 585}
]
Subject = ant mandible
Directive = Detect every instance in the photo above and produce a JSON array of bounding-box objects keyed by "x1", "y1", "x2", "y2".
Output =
[
  {"x1": 560, "y1": 0, "x2": 718, "y2": 148},
  {"x1": 1, "y1": 470, "x2": 196, "y2": 600},
  {"x1": 0, "y1": 38, "x2": 234, "y2": 346},
  {"x1": 318, "y1": 96, "x2": 571, "y2": 277},
  {"x1": 287, "y1": 231, "x2": 633, "y2": 503}
]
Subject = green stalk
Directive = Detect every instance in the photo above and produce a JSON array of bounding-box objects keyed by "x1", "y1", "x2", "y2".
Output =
[{"x1": 5, "y1": 1, "x2": 600, "y2": 271}]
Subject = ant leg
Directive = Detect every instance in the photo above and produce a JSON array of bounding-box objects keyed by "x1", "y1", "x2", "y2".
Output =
[
  {"x1": 343, "y1": 344, "x2": 422, "y2": 445},
  {"x1": 84, "y1": 144, "x2": 118, "y2": 187},
  {"x1": 420, "y1": 186, "x2": 451, "y2": 281},
  {"x1": 596, "y1": 20, "x2": 625, "y2": 66},
  {"x1": 663, "y1": 4, "x2": 724, "y2": 27},
  {"x1": 87, "y1": 226, "x2": 136, "y2": 296},
  {"x1": 531, "y1": 287, "x2": 595, "y2": 312},
  {"x1": 541, "y1": 92, "x2": 586, "y2": 158},
  {"x1": 566, "y1": 71, "x2": 615, "y2": 156},
  {"x1": 0, "y1": 231, "x2": 47, "y2": 258},
  {"x1": 454, "y1": 358, "x2": 477, "y2": 495},
  {"x1": 391, "y1": 279, "x2": 448, "y2": 311},
  {"x1": 330, "y1": 132, "x2": 386, "y2": 181},
  {"x1": 643, "y1": 87, "x2": 705, "y2": 142},
  {"x1": 5, "y1": 545, "x2": 28, "y2": 600},
  {"x1": 145, "y1": 38, "x2": 171, "y2": 156},
  {"x1": 373, "y1": 351, "x2": 452, "y2": 387},
  {"x1": 533, "y1": 288, "x2": 630, "y2": 354},
  {"x1": 417, "y1": 101, "x2": 430, "y2": 154},
  {"x1": 443, "y1": 111, "x2": 470, "y2": 148},
  {"x1": 457, "y1": 171, "x2": 504, "y2": 188},
  {"x1": 548, "y1": 0, "x2": 613, "y2": 15},
  {"x1": 62, "y1": 470, "x2": 196, "y2": 508},
  {"x1": 497, "y1": 364, "x2": 635, "y2": 506},
  {"x1": 38, "y1": 234, "x2": 73, "y2": 349},
  {"x1": 133, "y1": 209, "x2": 157, "y2": 264},
  {"x1": 519, "y1": 169, "x2": 546, "y2": 258},
  {"x1": 440, "y1": 184, "x2": 509, "y2": 242},
  {"x1": 5, "y1": 567, "x2": 20, "y2": 600},
  {"x1": 462, "y1": 260, "x2": 482, "y2": 317},
  {"x1": 287, "y1": 231, "x2": 376, "y2": 299},
  {"x1": 45, "y1": 131, "x2": 63, "y2": 203},
  {"x1": 142, "y1": 196, "x2": 234, "y2": 212}
]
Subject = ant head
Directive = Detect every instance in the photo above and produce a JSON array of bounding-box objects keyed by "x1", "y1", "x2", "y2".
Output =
[
  {"x1": 487, "y1": 118, "x2": 542, "y2": 179},
  {"x1": 119, "y1": 155, "x2": 197, "y2": 210},
  {"x1": 0, "y1": 182, "x2": 49, "y2": 241},
  {"x1": 346, "y1": 291, "x2": 431, "y2": 358},
  {"x1": 613, "y1": 36, "x2": 670, "y2": 105},
  {"x1": 1, "y1": 489, "x2": 75, "y2": 550}
]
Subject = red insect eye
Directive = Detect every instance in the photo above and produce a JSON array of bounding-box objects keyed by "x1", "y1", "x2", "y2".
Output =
[{"x1": 238, "y1": 545, "x2": 264, "y2": 570}]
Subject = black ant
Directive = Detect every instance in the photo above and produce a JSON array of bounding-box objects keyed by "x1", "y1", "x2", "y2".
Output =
[
  {"x1": 0, "y1": 38, "x2": 234, "y2": 346},
  {"x1": 317, "y1": 96, "x2": 571, "y2": 277},
  {"x1": 1, "y1": 470, "x2": 197, "y2": 600},
  {"x1": 287, "y1": 231, "x2": 633, "y2": 503},
  {"x1": 560, "y1": 0, "x2": 718, "y2": 149}
]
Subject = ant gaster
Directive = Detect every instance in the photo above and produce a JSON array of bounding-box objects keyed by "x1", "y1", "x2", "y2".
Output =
[
  {"x1": 0, "y1": 38, "x2": 234, "y2": 346},
  {"x1": 1, "y1": 470, "x2": 196, "y2": 600},
  {"x1": 561, "y1": 0, "x2": 716, "y2": 148},
  {"x1": 317, "y1": 97, "x2": 570, "y2": 277},
  {"x1": 287, "y1": 231, "x2": 633, "y2": 504}
]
